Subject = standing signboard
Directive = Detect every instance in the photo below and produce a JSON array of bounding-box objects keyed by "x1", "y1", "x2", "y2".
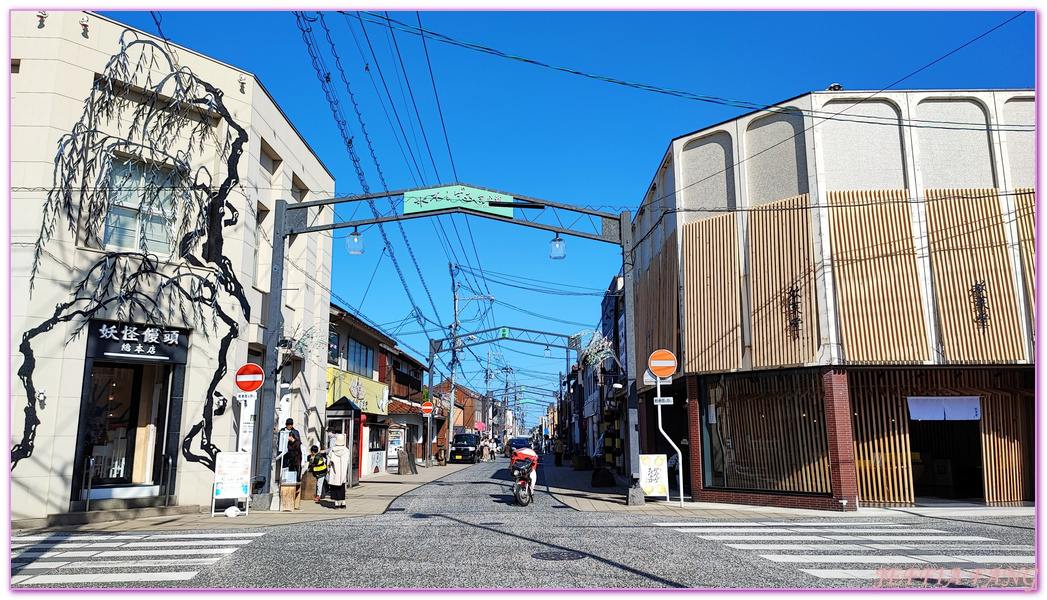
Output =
[
  {"x1": 211, "y1": 451, "x2": 252, "y2": 516},
  {"x1": 639, "y1": 454, "x2": 670, "y2": 500}
]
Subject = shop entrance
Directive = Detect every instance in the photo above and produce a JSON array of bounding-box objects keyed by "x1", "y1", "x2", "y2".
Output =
[
  {"x1": 80, "y1": 361, "x2": 171, "y2": 499},
  {"x1": 909, "y1": 419, "x2": 983, "y2": 500}
]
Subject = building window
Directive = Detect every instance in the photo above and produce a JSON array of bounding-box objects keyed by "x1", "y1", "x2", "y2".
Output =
[
  {"x1": 105, "y1": 159, "x2": 177, "y2": 255},
  {"x1": 347, "y1": 338, "x2": 373, "y2": 378},
  {"x1": 369, "y1": 426, "x2": 387, "y2": 452},
  {"x1": 328, "y1": 332, "x2": 339, "y2": 365},
  {"x1": 702, "y1": 373, "x2": 831, "y2": 494}
]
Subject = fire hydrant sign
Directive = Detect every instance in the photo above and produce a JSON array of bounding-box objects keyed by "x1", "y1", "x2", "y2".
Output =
[{"x1": 639, "y1": 454, "x2": 670, "y2": 500}]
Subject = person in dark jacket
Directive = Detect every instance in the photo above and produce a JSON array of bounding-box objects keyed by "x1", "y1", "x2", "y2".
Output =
[{"x1": 283, "y1": 432, "x2": 303, "y2": 483}]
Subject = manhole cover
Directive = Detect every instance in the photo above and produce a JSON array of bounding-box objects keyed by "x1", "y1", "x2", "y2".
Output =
[{"x1": 532, "y1": 551, "x2": 586, "y2": 561}]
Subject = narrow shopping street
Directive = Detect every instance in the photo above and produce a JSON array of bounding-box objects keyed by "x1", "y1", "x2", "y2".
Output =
[{"x1": 12, "y1": 456, "x2": 1036, "y2": 590}]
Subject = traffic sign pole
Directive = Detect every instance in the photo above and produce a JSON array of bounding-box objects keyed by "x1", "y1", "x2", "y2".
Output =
[
  {"x1": 655, "y1": 376, "x2": 684, "y2": 508},
  {"x1": 648, "y1": 350, "x2": 683, "y2": 508}
]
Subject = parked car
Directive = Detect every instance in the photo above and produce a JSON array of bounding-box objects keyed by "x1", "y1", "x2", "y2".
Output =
[
  {"x1": 449, "y1": 433, "x2": 481, "y2": 464},
  {"x1": 504, "y1": 436, "x2": 531, "y2": 458}
]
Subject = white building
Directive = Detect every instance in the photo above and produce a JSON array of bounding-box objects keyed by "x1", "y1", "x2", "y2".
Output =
[{"x1": 11, "y1": 11, "x2": 334, "y2": 523}]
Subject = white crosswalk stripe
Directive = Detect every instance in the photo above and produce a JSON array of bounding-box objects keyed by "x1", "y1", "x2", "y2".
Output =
[
  {"x1": 661, "y1": 520, "x2": 1033, "y2": 587},
  {"x1": 11, "y1": 530, "x2": 264, "y2": 587}
]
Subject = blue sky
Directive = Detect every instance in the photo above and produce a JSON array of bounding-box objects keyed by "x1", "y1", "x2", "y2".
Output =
[{"x1": 94, "y1": 9, "x2": 1036, "y2": 430}]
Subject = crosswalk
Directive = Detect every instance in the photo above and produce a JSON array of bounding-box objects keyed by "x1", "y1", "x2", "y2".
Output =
[
  {"x1": 655, "y1": 520, "x2": 1036, "y2": 587},
  {"x1": 11, "y1": 531, "x2": 265, "y2": 587}
]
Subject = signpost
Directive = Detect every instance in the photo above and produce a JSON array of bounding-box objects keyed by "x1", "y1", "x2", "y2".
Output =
[
  {"x1": 648, "y1": 350, "x2": 684, "y2": 507},
  {"x1": 421, "y1": 401, "x2": 434, "y2": 468},
  {"x1": 233, "y1": 364, "x2": 262, "y2": 502}
]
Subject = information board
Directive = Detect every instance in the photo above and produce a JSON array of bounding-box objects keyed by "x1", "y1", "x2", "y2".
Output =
[
  {"x1": 212, "y1": 451, "x2": 252, "y2": 516},
  {"x1": 638, "y1": 454, "x2": 670, "y2": 500}
]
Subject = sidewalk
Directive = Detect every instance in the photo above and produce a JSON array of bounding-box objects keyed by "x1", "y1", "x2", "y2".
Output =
[
  {"x1": 11, "y1": 462, "x2": 475, "y2": 533},
  {"x1": 12, "y1": 456, "x2": 1033, "y2": 533}
]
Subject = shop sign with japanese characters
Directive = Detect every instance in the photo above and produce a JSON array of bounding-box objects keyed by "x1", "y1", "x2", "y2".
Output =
[{"x1": 85, "y1": 319, "x2": 189, "y2": 364}]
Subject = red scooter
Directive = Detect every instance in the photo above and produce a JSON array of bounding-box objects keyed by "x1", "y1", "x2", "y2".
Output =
[{"x1": 510, "y1": 447, "x2": 539, "y2": 506}]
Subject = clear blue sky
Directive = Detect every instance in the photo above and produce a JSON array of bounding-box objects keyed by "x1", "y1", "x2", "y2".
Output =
[{"x1": 95, "y1": 9, "x2": 1036, "y2": 430}]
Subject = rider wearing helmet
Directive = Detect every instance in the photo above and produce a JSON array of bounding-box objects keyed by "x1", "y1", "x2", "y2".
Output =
[{"x1": 510, "y1": 446, "x2": 539, "y2": 502}]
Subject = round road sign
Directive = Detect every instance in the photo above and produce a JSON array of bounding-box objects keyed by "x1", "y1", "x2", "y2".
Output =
[
  {"x1": 235, "y1": 363, "x2": 265, "y2": 392},
  {"x1": 421, "y1": 401, "x2": 434, "y2": 415},
  {"x1": 648, "y1": 349, "x2": 677, "y2": 378}
]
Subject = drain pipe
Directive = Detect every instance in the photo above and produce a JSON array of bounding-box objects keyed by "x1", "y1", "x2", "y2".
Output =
[
  {"x1": 84, "y1": 457, "x2": 94, "y2": 512},
  {"x1": 163, "y1": 455, "x2": 174, "y2": 507}
]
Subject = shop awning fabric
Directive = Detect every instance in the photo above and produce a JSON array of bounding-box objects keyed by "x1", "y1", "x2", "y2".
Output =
[{"x1": 906, "y1": 396, "x2": 981, "y2": 421}]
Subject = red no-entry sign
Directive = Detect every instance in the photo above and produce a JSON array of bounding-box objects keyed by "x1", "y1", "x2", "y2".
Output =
[
  {"x1": 648, "y1": 349, "x2": 677, "y2": 378},
  {"x1": 235, "y1": 363, "x2": 265, "y2": 392},
  {"x1": 421, "y1": 401, "x2": 434, "y2": 415}
]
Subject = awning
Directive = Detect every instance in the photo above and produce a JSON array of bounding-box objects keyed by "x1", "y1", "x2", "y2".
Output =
[{"x1": 906, "y1": 396, "x2": 981, "y2": 421}]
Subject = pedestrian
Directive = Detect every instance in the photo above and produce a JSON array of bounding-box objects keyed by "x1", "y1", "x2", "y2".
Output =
[
  {"x1": 326, "y1": 433, "x2": 351, "y2": 509},
  {"x1": 283, "y1": 432, "x2": 303, "y2": 483},
  {"x1": 554, "y1": 437, "x2": 564, "y2": 467},
  {"x1": 481, "y1": 438, "x2": 490, "y2": 462},
  {"x1": 284, "y1": 418, "x2": 302, "y2": 447},
  {"x1": 308, "y1": 445, "x2": 328, "y2": 501}
]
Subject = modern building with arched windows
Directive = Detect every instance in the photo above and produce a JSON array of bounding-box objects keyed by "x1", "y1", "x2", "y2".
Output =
[{"x1": 630, "y1": 89, "x2": 1035, "y2": 510}]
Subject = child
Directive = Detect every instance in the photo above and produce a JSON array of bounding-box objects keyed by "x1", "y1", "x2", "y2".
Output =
[{"x1": 309, "y1": 445, "x2": 328, "y2": 501}]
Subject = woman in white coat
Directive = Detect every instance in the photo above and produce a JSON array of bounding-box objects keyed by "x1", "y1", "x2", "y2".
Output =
[{"x1": 325, "y1": 433, "x2": 351, "y2": 509}]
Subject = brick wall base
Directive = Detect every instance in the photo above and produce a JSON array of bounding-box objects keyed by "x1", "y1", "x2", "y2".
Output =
[{"x1": 694, "y1": 489, "x2": 852, "y2": 511}]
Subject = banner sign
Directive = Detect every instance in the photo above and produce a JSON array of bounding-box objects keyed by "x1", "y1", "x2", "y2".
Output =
[
  {"x1": 86, "y1": 319, "x2": 189, "y2": 364},
  {"x1": 639, "y1": 454, "x2": 670, "y2": 500},
  {"x1": 403, "y1": 185, "x2": 514, "y2": 218}
]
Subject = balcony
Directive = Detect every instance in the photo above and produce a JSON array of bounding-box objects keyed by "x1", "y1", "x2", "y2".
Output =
[{"x1": 390, "y1": 370, "x2": 423, "y2": 402}]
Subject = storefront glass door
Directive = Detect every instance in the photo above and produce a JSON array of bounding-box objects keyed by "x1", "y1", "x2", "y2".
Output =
[{"x1": 84, "y1": 363, "x2": 169, "y2": 487}]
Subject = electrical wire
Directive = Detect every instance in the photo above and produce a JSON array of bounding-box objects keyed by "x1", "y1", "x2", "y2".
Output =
[{"x1": 346, "y1": 11, "x2": 1033, "y2": 133}]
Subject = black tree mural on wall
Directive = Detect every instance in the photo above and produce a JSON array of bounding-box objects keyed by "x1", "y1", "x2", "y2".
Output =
[{"x1": 13, "y1": 30, "x2": 251, "y2": 472}]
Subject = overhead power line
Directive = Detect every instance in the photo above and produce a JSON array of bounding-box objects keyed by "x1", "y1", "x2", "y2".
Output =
[{"x1": 345, "y1": 11, "x2": 1032, "y2": 133}]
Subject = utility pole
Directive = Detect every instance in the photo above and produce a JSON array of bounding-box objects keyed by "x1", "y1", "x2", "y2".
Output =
[
  {"x1": 485, "y1": 348, "x2": 491, "y2": 438},
  {"x1": 447, "y1": 263, "x2": 459, "y2": 442},
  {"x1": 446, "y1": 263, "x2": 493, "y2": 441}
]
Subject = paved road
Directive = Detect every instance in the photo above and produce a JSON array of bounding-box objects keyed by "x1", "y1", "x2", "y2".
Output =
[{"x1": 11, "y1": 458, "x2": 1037, "y2": 590}]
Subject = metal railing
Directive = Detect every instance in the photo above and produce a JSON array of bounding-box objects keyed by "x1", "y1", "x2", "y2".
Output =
[{"x1": 84, "y1": 457, "x2": 95, "y2": 512}]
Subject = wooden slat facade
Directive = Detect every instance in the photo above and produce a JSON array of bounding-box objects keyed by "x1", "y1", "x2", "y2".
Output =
[
  {"x1": 828, "y1": 190, "x2": 929, "y2": 363},
  {"x1": 1014, "y1": 188, "x2": 1036, "y2": 327},
  {"x1": 849, "y1": 370, "x2": 914, "y2": 504},
  {"x1": 681, "y1": 214, "x2": 742, "y2": 373},
  {"x1": 634, "y1": 230, "x2": 679, "y2": 389},
  {"x1": 711, "y1": 372, "x2": 831, "y2": 493},
  {"x1": 849, "y1": 368, "x2": 1032, "y2": 505},
  {"x1": 980, "y1": 388, "x2": 1034, "y2": 504},
  {"x1": 749, "y1": 194, "x2": 818, "y2": 367},
  {"x1": 924, "y1": 189, "x2": 1025, "y2": 363}
]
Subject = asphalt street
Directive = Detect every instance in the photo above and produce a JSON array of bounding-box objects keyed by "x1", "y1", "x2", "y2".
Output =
[{"x1": 11, "y1": 458, "x2": 1038, "y2": 590}]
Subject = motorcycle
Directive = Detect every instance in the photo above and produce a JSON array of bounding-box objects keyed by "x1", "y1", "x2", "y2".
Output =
[{"x1": 511, "y1": 456, "x2": 536, "y2": 506}]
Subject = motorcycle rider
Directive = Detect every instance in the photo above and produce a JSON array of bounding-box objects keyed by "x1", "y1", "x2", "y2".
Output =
[{"x1": 510, "y1": 445, "x2": 539, "y2": 503}]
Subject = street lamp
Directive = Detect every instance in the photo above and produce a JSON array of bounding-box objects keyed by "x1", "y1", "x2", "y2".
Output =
[
  {"x1": 346, "y1": 230, "x2": 364, "y2": 255},
  {"x1": 549, "y1": 235, "x2": 566, "y2": 260},
  {"x1": 544, "y1": 346, "x2": 551, "y2": 358}
]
